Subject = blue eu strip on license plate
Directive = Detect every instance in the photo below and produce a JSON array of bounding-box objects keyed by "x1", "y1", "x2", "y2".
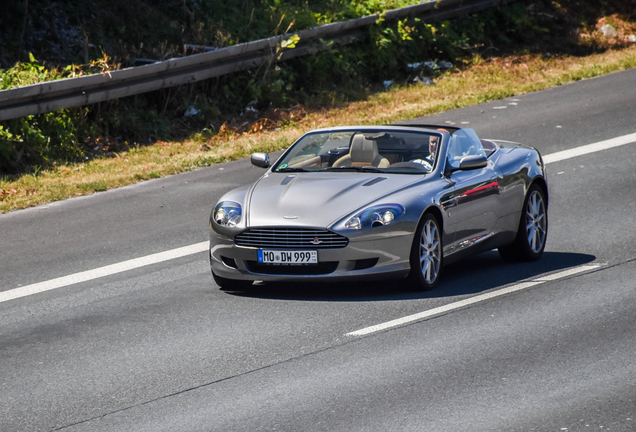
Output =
[{"x1": 258, "y1": 250, "x2": 318, "y2": 265}]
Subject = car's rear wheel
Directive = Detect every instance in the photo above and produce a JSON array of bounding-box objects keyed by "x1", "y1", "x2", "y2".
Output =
[
  {"x1": 499, "y1": 183, "x2": 548, "y2": 262},
  {"x1": 408, "y1": 213, "x2": 443, "y2": 291},
  {"x1": 212, "y1": 271, "x2": 253, "y2": 290}
]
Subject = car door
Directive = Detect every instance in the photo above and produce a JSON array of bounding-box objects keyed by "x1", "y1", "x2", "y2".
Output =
[{"x1": 440, "y1": 130, "x2": 503, "y2": 256}]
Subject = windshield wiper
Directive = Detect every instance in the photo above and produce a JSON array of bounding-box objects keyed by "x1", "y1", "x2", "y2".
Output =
[
  {"x1": 324, "y1": 166, "x2": 384, "y2": 173},
  {"x1": 277, "y1": 167, "x2": 310, "y2": 172}
]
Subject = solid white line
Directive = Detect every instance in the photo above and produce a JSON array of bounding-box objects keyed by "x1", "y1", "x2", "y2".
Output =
[
  {"x1": 543, "y1": 133, "x2": 636, "y2": 164},
  {"x1": 346, "y1": 265, "x2": 600, "y2": 337},
  {"x1": 0, "y1": 242, "x2": 208, "y2": 304},
  {"x1": 4, "y1": 131, "x2": 635, "y2": 304}
]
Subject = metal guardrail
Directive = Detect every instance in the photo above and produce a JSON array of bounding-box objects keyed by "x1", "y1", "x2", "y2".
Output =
[{"x1": 0, "y1": 0, "x2": 512, "y2": 122}]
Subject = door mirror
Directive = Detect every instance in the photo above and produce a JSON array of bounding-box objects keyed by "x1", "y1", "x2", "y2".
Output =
[
  {"x1": 458, "y1": 154, "x2": 487, "y2": 171},
  {"x1": 251, "y1": 153, "x2": 270, "y2": 168}
]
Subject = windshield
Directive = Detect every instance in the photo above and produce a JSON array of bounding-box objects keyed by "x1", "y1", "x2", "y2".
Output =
[{"x1": 274, "y1": 130, "x2": 442, "y2": 174}]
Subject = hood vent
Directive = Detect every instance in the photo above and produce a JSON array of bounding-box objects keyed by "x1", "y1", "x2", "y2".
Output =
[{"x1": 363, "y1": 177, "x2": 388, "y2": 187}]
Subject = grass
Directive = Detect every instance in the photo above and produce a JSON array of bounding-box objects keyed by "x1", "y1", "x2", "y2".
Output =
[{"x1": 2, "y1": 45, "x2": 636, "y2": 213}]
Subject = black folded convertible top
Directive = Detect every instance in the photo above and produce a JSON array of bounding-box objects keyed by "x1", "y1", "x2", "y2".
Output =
[{"x1": 390, "y1": 123, "x2": 461, "y2": 134}]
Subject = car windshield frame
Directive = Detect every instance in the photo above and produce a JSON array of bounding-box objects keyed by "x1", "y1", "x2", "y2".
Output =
[{"x1": 271, "y1": 128, "x2": 445, "y2": 175}]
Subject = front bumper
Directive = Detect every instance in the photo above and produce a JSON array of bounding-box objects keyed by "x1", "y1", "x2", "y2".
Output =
[{"x1": 209, "y1": 228, "x2": 413, "y2": 283}]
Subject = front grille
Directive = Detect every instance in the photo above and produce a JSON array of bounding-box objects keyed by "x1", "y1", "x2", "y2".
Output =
[{"x1": 235, "y1": 228, "x2": 348, "y2": 249}]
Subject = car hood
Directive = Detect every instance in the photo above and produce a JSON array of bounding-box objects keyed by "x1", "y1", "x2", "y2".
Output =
[{"x1": 247, "y1": 172, "x2": 422, "y2": 227}]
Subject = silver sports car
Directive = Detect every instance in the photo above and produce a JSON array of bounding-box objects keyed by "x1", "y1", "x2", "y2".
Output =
[{"x1": 209, "y1": 125, "x2": 548, "y2": 290}]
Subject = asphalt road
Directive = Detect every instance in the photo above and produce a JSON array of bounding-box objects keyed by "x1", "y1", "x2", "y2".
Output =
[{"x1": 1, "y1": 68, "x2": 636, "y2": 432}]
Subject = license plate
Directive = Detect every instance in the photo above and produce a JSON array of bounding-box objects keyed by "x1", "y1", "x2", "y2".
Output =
[{"x1": 258, "y1": 250, "x2": 318, "y2": 265}]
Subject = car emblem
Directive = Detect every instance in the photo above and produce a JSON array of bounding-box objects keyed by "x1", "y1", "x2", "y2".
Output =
[
  {"x1": 310, "y1": 237, "x2": 322, "y2": 245},
  {"x1": 283, "y1": 215, "x2": 298, "y2": 219}
]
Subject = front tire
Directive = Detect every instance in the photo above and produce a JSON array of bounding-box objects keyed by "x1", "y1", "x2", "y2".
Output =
[
  {"x1": 407, "y1": 213, "x2": 443, "y2": 291},
  {"x1": 499, "y1": 184, "x2": 548, "y2": 262}
]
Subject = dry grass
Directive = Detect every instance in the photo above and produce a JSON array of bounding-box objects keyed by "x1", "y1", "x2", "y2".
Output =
[{"x1": 2, "y1": 44, "x2": 636, "y2": 213}]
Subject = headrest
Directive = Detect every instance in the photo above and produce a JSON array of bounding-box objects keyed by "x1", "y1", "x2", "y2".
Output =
[{"x1": 350, "y1": 134, "x2": 379, "y2": 163}]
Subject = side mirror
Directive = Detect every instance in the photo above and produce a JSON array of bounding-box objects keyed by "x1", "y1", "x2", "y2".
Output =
[
  {"x1": 458, "y1": 155, "x2": 487, "y2": 171},
  {"x1": 251, "y1": 153, "x2": 270, "y2": 168}
]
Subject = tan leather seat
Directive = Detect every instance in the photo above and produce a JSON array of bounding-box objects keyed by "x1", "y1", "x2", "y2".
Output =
[{"x1": 333, "y1": 134, "x2": 390, "y2": 168}]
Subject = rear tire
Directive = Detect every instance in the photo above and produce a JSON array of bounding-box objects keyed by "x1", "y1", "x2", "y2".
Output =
[
  {"x1": 407, "y1": 213, "x2": 443, "y2": 291},
  {"x1": 212, "y1": 271, "x2": 253, "y2": 290},
  {"x1": 499, "y1": 184, "x2": 548, "y2": 262}
]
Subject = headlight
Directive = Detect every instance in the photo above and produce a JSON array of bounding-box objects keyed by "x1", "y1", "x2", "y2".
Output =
[
  {"x1": 345, "y1": 204, "x2": 405, "y2": 229},
  {"x1": 214, "y1": 201, "x2": 242, "y2": 227}
]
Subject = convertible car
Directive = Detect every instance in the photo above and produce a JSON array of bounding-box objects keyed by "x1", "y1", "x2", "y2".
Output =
[{"x1": 209, "y1": 125, "x2": 548, "y2": 290}]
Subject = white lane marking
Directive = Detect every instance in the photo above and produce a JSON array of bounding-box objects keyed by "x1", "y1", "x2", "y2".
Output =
[
  {"x1": 0, "y1": 242, "x2": 208, "y2": 304},
  {"x1": 346, "y1": 265, "x2": 600, "y2": 337},
  {"x1": 543, "y1": 132, "x2": 636, "y2": 164},
  {"x1": 4, "y1": 131, "x2": 636, "y2": 303}
]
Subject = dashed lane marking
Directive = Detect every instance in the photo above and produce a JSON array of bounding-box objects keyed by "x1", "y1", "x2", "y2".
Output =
[
  {"x1": 346, "y1": 265, "x2": 601, "y2": 337},
  {"x1": 0, "y1": 242, "x2": 208, "y2": 304},
  {"x1": 543, "y1": 132, "x2": 636, "y2": 164}
]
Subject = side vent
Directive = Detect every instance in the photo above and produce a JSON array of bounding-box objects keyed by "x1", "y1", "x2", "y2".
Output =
[
  {"x1": 221, "y1": 256, "x2": 238, "y2": 269},
  {"x1": 353, "y1": 258, "x2": 378, "y2": 270},
  {"x1": 281, "y1": 175, "x2": 295, "y2": 185}
]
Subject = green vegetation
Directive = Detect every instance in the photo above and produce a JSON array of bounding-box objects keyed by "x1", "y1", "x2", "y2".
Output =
[{"x1": 0, "y1": 0, "x2": 635, "y2": 211}]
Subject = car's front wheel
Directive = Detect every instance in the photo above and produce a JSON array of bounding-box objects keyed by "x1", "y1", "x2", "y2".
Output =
[
  {"x1": 407, "y1": 213, "x2": 443, "y2": 291},
  {"x1": 499, "y1": 183, "x2": 548, "y2": 261},
  {"x1": 212, "y1": 271, "x2": 253, "y2": 290}
]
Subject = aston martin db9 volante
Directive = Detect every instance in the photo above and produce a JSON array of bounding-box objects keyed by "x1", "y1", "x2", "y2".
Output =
[{"x1": 209, "y1": 125, "x2": 548, "y2": 290}]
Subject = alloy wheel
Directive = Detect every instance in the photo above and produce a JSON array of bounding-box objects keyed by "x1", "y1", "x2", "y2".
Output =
[
  {"x1": 525, "y1": 190, "x2": 547, "y2": 253},
  {"x1": 420, "y1": 219, "x2": 441, "y2": 284}
]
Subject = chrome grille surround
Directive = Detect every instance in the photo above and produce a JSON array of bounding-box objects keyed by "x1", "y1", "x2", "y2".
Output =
[{"x1": 234, "y1": 228, "x2": 348, "y2": 249}]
